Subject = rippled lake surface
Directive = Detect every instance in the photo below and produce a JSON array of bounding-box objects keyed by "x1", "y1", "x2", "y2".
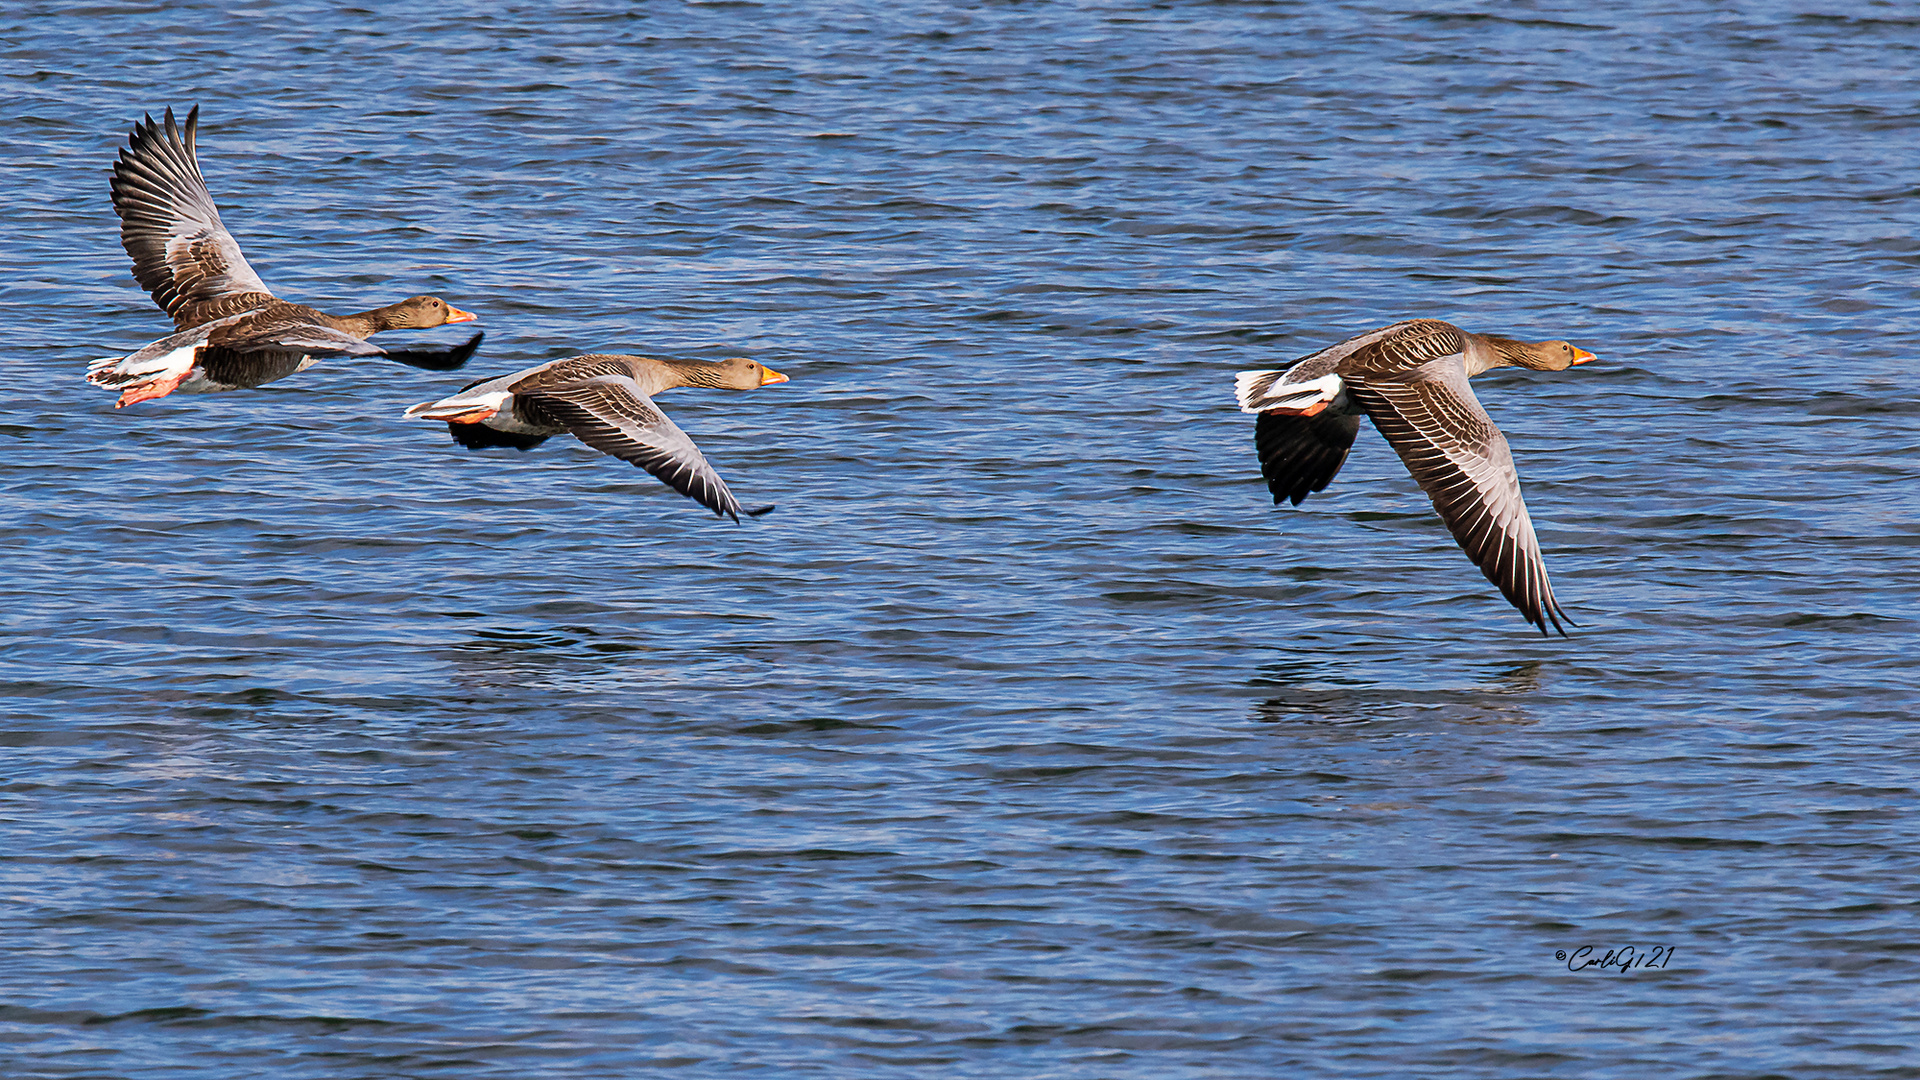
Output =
[{"x1": 4, "y1": 2, "x2": 1918, "y2": 1076}]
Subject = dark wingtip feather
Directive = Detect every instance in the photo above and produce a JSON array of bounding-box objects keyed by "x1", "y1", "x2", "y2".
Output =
[
  {"x1": 1546, "y1": 600, "x2": 1575, "y2": 637},
  {"x1": 1254, "y1": 410, "x2": 1359, "y2": 510},
  {"x1": 445, "y1": 421, "x2": 550, "y2": 452},
  {"x1": 745, "y1": 504, "x2": 775, "y2": 518},
  {"x1": 385, "y1": 331, "x2": 484, "y2": 371}
]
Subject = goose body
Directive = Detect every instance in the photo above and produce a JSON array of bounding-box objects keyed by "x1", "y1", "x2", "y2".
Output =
[
  {"x1": 86, "y1": 106, "x2": 478, "y2": 407},
  {"x1": 405, "y1": 354, "x2": 788, "y2": 521},
  {"x1": 1235, "y1": 319, "x2": 1596, "y2": 635}
]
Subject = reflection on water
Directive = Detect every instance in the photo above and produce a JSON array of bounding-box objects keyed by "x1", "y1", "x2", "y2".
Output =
[{"x1": 1248, "y1": 659, "x2": 1543, "y2": 728}]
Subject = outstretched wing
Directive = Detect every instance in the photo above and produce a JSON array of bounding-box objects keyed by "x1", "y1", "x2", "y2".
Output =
[
  {"x1": 448, "y1": 423, "x2": 551, "y2": 452},
  {"x1": 111, "y1": 106, "x2": 276, "y2": 328},
  {"x1": 197, "y1": 320, "x2": 385, "y2": 389},
  {"x1": 382, "y1": 331, "x2": 485, "y2": 372},
  {"x1": 522, "y1": 375, "x2": 746, "y2": 520},
  {"x1": 1254, "y1": 409, "x2": 1362, "y2": 506},
  {"x1": 208, "y1": 315, "x2": 385, "y2": 356},
  {"x1": 1346, "y1": 358, "x2": 1571, "y2": 635}
]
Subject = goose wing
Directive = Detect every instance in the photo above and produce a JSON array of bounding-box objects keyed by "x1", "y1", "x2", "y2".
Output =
[
  {"x1": 381, "y1": 331, "x2": 485, "y2": 372},
  {"x1": 206, "y1": 311, "x2": 386, "y2": 356},
  {"x1": 111, "y1": 106, "x2": 276, "y2": 328},
  {"x1": 1345, "y1": 357, "x2": 1571, "y2": 635},
  {"x1": 522, "y1": 375, "x2": 746, "y2": 520},
  {"x1": 197, "y1": 320, "x2": 384, "y2": 389},
  {"x1": 1254, "y1": 409, "x2": 1361, "y2": 506}
]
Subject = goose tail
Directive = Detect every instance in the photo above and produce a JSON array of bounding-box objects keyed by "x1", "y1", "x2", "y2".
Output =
[
  {"x1": 85, "y1": 340, "x2": 203, "y2": 407},
  {"x1": 404, "y1": 388, "x2": 508, "y2": 423},
  {"x1": 1235, "y1": 370, "x2": 1345, "y2": 416}
]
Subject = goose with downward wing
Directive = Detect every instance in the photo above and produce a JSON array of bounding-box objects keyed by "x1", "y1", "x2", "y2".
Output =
[
  {"x1": 405, "y1": 353, "x2": 789, "y2": 522},
  {"x1": 1235, "y1": 319, "x2": 1596, "y2": 635}
]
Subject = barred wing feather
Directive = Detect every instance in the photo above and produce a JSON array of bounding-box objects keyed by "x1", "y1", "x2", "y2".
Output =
[
  {"x1": 1346, "y1": 360, "x2": 1570, "y2": 635},
  {"x1": 111, "y1": 106, "x2": 275, "y2": 328},
  {"x1": 523, "y1": 376, "x2": 745, "y2": 520}
]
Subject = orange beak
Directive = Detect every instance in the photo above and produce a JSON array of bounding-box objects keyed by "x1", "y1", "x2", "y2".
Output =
[
  {"x1": 446, "y1": 306, "x2": 478, "y2": 324},
  {"x1": 759, "y1": 365, "x2": 789, "y2": 386},
  {"x1": 1571, "y1": 346, "x2": 1597, "y2": 365}
]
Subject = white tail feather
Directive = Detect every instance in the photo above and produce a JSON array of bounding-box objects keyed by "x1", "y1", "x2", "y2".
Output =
[
  {"x1": 85, "y1": 342, "x2": 200, "y2": 390},
  {"x1": 1235, "y1": 370, "x2": 1344, "y2": 414},
  {"x1": 404, "y1": 389, "x2": 510, "y2": 420}
]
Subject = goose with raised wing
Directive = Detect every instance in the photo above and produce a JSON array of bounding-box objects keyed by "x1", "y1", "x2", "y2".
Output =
[
  {"x1": 405, "y1": 354, "x2": 788, "y2": 521},
  {"x1": 1234, "y1": 319, "x2": 1595, "y2": 635},
  {"x1": 86, "y1": 106, "x2": 480, "y2": 408}
]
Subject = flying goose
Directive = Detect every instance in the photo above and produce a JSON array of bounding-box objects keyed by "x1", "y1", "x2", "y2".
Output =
[
  {"x1": 86, "y1": 106, "x2": 479, "y2": 407},
  {"x1": 405, "y1": 354, "x2": 789, "y2": 521},
  {"x1": 1235, "y1": 319, "x2": 1595, "y2": 635}
]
